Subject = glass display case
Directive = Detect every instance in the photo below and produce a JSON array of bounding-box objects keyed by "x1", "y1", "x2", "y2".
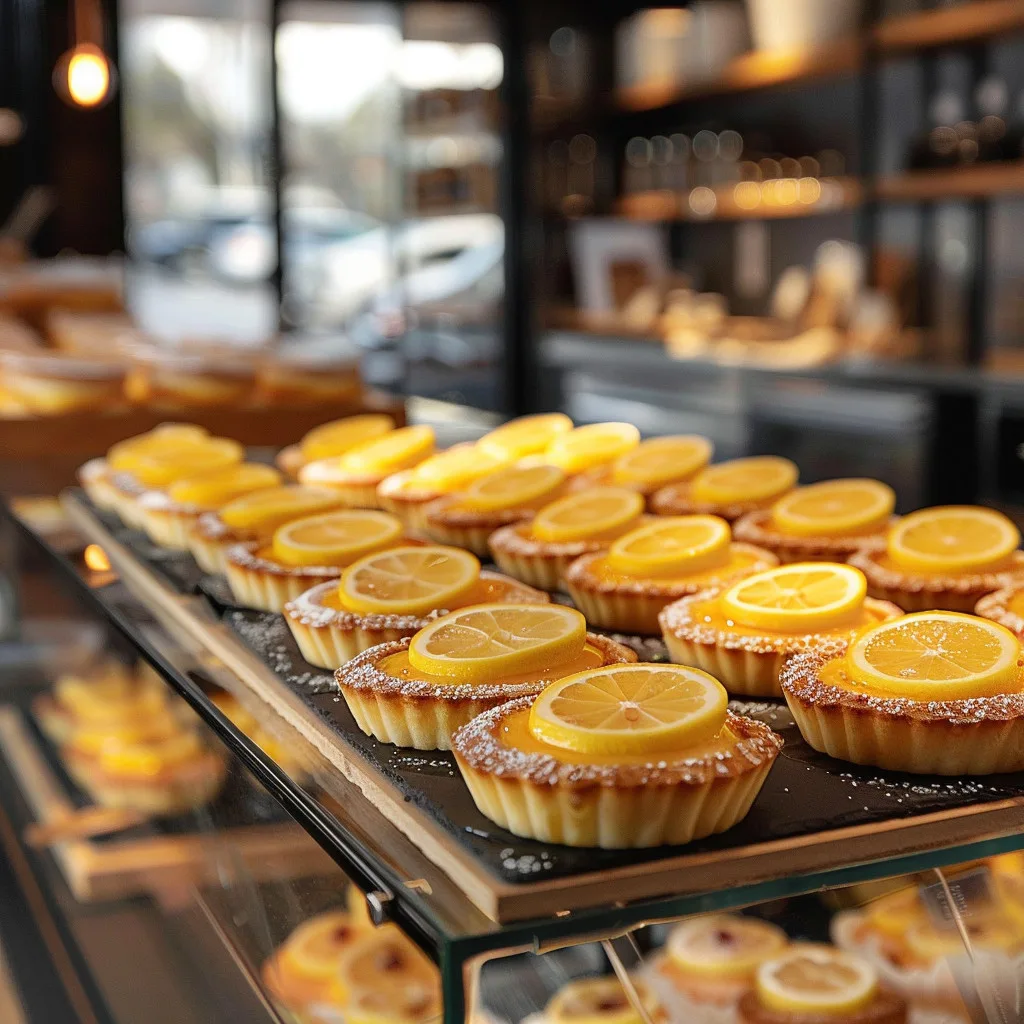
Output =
[{"x1": 3, "y1": 409, "x2": 1024, "y2": 1024}]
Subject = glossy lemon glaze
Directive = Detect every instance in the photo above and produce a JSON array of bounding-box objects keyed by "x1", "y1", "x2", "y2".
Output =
[
  {"x1": 688, "y1": 596, "x2": 888, "y2": 637},
  {"x1": 326, "y1": 575, "x2": 528, "y2": 613},
  {"x1": 819, "y1": 655, "x2": 1024, "y2": 699},
  {"x1": 589, "y1": 547, "x2": 761, "y2": 585}
]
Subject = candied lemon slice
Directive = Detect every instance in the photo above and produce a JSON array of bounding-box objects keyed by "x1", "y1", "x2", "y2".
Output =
[
  {"x1": 219, "y1": 486, "x2": 343, "y2": 531},
  {"x1": 720, "y1": 563, "x2": 866, "y2": 632},
  {"x1": 408, "y1": 603, "x2": 586, "y2": 683},
  {"x1": 756, "y1": 947, "x2": 877, "y2": 1015},
  {"x1": 667, "y1": 915, "x2": 788, "y2": 978},
  {"x1": 544, "y1": 422, "x2": 641, "y2": 474},
  {"x1": 107, "y1": 424, "x2": 208, "y2": 469},
  {"x1": 272, "y1": 509, "x2": 403, "y2": 567},
  {"x1": 168, "y1": 463, "x2": 281, "y2": 507},
  {"x1": 336, "y1": 425, "x2": 436, "y2": 476},
  {"x1": 278, "y1": 912, "x2": 362, "y2": 981},
  {"x1": 131, "y1": 438, "x2": 244, "y2": 488},
  {"x1": 408, "y1": 445, "x2": 508, "y2": 493},
  {"x1": 98, "y1": 730, "x2": 203, "y2": 776},
  {"x1": 479, "y1": 412, "x2": 573, "y2": 460},
  {"x1": 772, "y1": 478, "x2": 895, "y2": 537},
  {"x1": 532, "y1": 487, "x2": 644, "y2": 543},
  {"x1": 340, "y1": 545, "x2": 480, "y2": 615},
  {"x1": 529, "y1": 663, "x2": 728, "y2": 756},
  {"x1": 547, "y1": 977, "x2": 660, "y2": 1024},
  {"x1": 462, "y1": 463, "x2": 566, "y2": 512},
  {"x1": 691, "y1": 456, "x2": 798, "y2": 506},
  {"x1": 70, "y1": 713, "x2": 181, "y2": 754},
  {"x1": 608, "y1": 515, "x2": 731, "y2": 577},
  {"x1": 888, "y1": 505, "x2": 1020, "y2": 574},
  {"x1": 847, "y1": 611, "x2": 1021, "y2": 700},
  {"x1": 612, "y1": 434, "x2": 713, "y2": 490},
  {"x1": 299, "y1": 414, "x2": 396, "y2": 462}
]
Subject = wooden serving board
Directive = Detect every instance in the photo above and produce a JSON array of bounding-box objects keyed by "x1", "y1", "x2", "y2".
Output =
[
  {"x1": 0, "y1": 706, "x2": 335, "y2": 903},
  {"x1": 58, "y1": 492, "x2": 1024, "y2": 924}
]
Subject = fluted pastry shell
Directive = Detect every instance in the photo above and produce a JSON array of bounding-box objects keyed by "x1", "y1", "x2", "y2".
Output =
[
  {"x1": 421, "y1": 495, "x2": 535, "y2": 557},
  {"x1": 225, "y1": 542, "x2": 344, "y2": 612},
  {"x1": 452, "y1": 704, "x2": 781, "y2": 848},
  {"x1": 651, "y1": 482, "x2": 790, "y2": 523},
  {"x1": 78, "y1": 458, "x2": 120, "y2": 511},
  {"x1": 488, "y1": 521, "x2": 615, "y2": 592},
  {"x1": 976, "y1": 586, "x2": 1024, "y2": 638},
  {"x1": 733, "y1": 510, "x2": 892, "y2": 564},
  {"x1": 565, "y1": 543, "x2": 778, "y2": 635},
  {"x1": 781, "y1": 648, "x2": 1024, "y2": 774},
  {"x1": 849, "y1": 548, "x2": 1024, "y2": 612},
  {"x1": 335, "y1": 633, "x2": 636, "y2": 751},
  {"x1": 284, "y1": 572, "x2": 549, "y2": 669},
  {"x1": 109, "y1": 472, "x2": 148, "y2": 528},
  {"x1": 137, "y1": 491, "x2": 203, "y2": 550},
  {"x1": 375, "y1": 470, "x2": 443, "y2": 536},
  {"x1": 275, "y1": 444, "x2": 305, "y2": 480},
  {"x1": 660, "y1": 590, "x2": 904, "y2": 697},
  {"x1": 187, "y1": 511, "x2": 248, "y2": 574}
]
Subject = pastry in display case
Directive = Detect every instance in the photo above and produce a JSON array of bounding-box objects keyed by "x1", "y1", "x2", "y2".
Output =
[
  {"x1": 276, "y1": 413, "x2": 398, "y2": 479},
  {"x1": 0, "y1": 349, "x2": 128, "y2": 415}
]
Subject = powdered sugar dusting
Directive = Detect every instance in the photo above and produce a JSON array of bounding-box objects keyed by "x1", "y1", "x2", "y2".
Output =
[
  {"x1": 226, "y1": 541, "x2": 343, "y2": 579},
  {"x1": 227, "y1": 610, "x2": 337, "y2": 693}
]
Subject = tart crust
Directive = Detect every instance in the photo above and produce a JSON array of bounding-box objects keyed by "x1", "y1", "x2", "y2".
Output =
[
  {"x1": 421, "y1": 495, "x2": 535, "y2": 557},
  {"x1": 187, "y1": 511, "x2": 247, "y2": 574},
  {"x1": 780, "y1": 649, "x2": 1024, "y2": 774},
  {"x1": 138, "y1": 491, "x2": 205, "y2": 550},
  {"x1": 975, "y1": 586, "x2": 1024, "y2": 637},
  {"x1": 565, "y1": 543, "x2": 778, "y2": 636},
  {"x1": 848, "y1": 548, "x2": 1024, "y2": 612},
  {"x1": 336, "y1": 634, "x2": 636, "y2": 751},
  {"x1": 488, "y1": 521, "x2": 618, "y2": 592},
  {"x1": 274, "y1": 444, "x2": 305, "y2": 480},
  {"x1": 375, "y1": 470, "x2": 442, "y2": 536},
  {"x1": 109, "y1": 472, "x2": 149, "y2": 528},
  {"x1": 284, "y1": 572, "x2": 549, "y2": 669},
  {"x1": 78, "y1": 458, "x2": 120, "y2": 511},
  {"x1": 224, "y1": 542, "x2": 346, "y2": 612},
  {"x1": 298, "y1": 463, "x2": 388, "y2": 509},
  {"x1": 733, "y1": 510, "x2": 892, "y2": 564},
  {"x1": 736, "y1": 988, "x2": 907, "y2": 1024},
  {"x1": 660, "y1": 590, "x2": 904, "y2": 698},
  {"x1": 452, "y1": 705, "x2": 781, "y2": 848},
  {"x1": 650, "y1": 482, "x2": 792, "y2": 523}
]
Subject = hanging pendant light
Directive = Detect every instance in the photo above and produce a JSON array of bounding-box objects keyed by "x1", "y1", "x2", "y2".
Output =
[{"x1": 54, "y1": 0, "x2": 117, "y2": 108}]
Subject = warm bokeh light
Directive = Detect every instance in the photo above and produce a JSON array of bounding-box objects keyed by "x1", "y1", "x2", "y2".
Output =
[
  {"x1": 84, "y1": 544, "x2": 112, "y2": 572},
  {"x1": 55, "y1": 44, "x2": 114, "y2": 108}
]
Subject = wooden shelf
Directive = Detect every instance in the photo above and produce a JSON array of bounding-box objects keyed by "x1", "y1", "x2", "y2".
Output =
[
  {"x1": 874, "y1": 0, "x2": 1024, "y2": 53},
  {"x1": 876, "y1": 163, "x2": 1024, "y2": 201}
]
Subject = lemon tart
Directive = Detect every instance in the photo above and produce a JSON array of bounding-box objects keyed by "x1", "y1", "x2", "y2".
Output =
[
  {"x1": 187, "y1": 485, "x2": 349, "y2": 574},
  {"x1": 422, "y1": 463, "x2": 568, "y2": 556},
  {"x1": 541, "y1": 977, "x2": 667, "y2": 1024},
  {"x1": 453, "y1": 662, "x2": 781, "y2": 847},
  {"x1": 661, "y1": 563, "x2": 902, "y2": 698},
  {"x1": 137, "y1": 462, "x2": 282, "y2": 550},
  {"x1": 654, "y1": 915, "x2": 788, "y2": 1009},
  {"x1": 478, "y1": 412, "x2": 573, "y2": 461},
  {"x1": 336, "y1": 604, "x2": 635, "y2": 749},
  {"x1": 225, "y1": 508, "x2": 410, "y2": 611},
  {"x1": 298, "y1": 424, "x2": 436, "y2": 508},
  {"x1": 781, "y1": 611, "x2": 1024, "y2": 774},
  {"x1": 543, "y1": 422, "x2": 641, "y2": 475},
  {"x1": 376, "y1": 444, "x2": 510, "y2": 536},
  {"x1": 285, "y1": 545, "x2": 549, "y2": 669},
  {"x1": 976, "y1": 583, "x2": 1024, "y2": 638},
  {"x1": 652, "y1": 456, "x2": 799, "y2": 523},
  {"x1": 734, "y1": 479, "x2": 895, "y2": 564},
  {"x1": 568, "y1": 434, "x2": 713, "y2": 500},
  {"x1": 737, "y1": 946, "x2": 906, "y2": 1024},
  {"x1": 849, "y1": 505, "x2": 1024, "y2": 612},
  {"x1": 565, "y1": 515, "x2": 778, "y2": 635},
  {"x1": 488, "y1": 487, "x2": 647, "y2": 591},
  {"x1": 276, "y1": 413, "x2": 396, "y2": 479}
]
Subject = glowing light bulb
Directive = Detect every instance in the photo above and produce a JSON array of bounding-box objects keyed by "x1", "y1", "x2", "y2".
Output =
[{"x1": 55, "y1": 44, "x2": 115, "y2": 108}]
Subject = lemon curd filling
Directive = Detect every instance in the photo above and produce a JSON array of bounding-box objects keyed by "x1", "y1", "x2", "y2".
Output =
[
  {"x1": 589, "y1": 548, "x2": 761, "y2": 585},
  {"x1": 688, "y1": 595, "x2": 887, "y2": 637},
  {"x1": 818, "y1": 654, "x2": 1024, "y2": 700},
  {"x1": 378, "y1": 643, "x2": 608, "y2": 687},
  {"x1": 326, "y1": 574, "x2": 525, "y2": 613},
  {"x1": 497, "y1": 709, "x2": 738, "y2": 766}
]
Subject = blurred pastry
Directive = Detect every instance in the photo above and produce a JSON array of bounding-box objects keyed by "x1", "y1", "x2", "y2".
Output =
[
  {"x1": 0, "y1": 350, "x2": 126, "y2": 415},
  {"x1": 257, "y1": 346, "x2": 362, "y2": 407},
  {"x1": 276, "y1": 413, "x2": 396, "y2": 479},
  {"x1": 542, "y1": 421, "x2": 640, "y2": 476},
  {"x1": 477, "y1": 412, "x2": 572, "y2": 461},
  {"x1": 541, "y1": 976, "x2": 666, "y2": 1024},
  {"x1": 127, "y1": 348, "x2": 255, "y2": 408}
]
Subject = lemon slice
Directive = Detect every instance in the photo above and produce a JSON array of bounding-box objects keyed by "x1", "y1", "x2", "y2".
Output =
[
  {"x1": 608, "y1": 515, "x2": 731, "y2": 577},
  {"x1": 107, "y1": 423, "x2": 208, "y2": 469},
  {"x1": 272, "y1": 509, "x2": 403, "y2": 567},
  {"x1": 756, "y1": 947, "x2": 877, "y2": 1015},
  {"x1": 408, "y1": 445, "x2": 508, "y2": 493},
  {"x1": 720, "y1": 563, "x2": 866, "y2": 632},
  {"x1": 278, "y1": 912, "x2": 362, "y2": 981},
  {"x1": 847, "y1": 611, "x2": 1021, "y2": 700},
  {"x1": 408, "y1": 603, "x2": 586, "y2": 683},
  {"x1": 529, "y1": 663, "x2": 728, "y2": 756},
  {"x1": 70, "y1": 713, "x2": 181, "y2": 754},
  {"x1": 667, "y1": 915, "x2": 789, "y2": 977},
  {"x1": 99, "y1": 730, "x2": 203, "y2": 776},
  {"x1": 336, "y1": 425, "x2": 436, "y2": 476},
  {"x1": 612, "y1": 435, "x2": 713, "y2": 490},
  {"x1": 299, "y1": 414, "x2": 396, "y2": 462},
  {"x1": 167, "y1": 463, "x2": 281, "y2": 507},
  {"x1": 544, "y1": 422, "x2": 641, "y2": 474},
  {"x1": 691, "y1": 456, "x2": 798, "y2": 506},
  {"x1": 131, "y1": 438, "x2": 244, "y2": 488},
  {"x1": 547, "y1": 977, "x2": 659, "y2": 1024},
  {"x1": 864, "y1": 889, "x2": 924, "y2": 937},
  {"x1": 532, "y1": 487, "x2": 645, "y2": 543},
  {"x1": 462, "y1": 463, "x2": 566, "y2": 512},
  {"x1": 888, "y1": 505, "x2": 1020, "y2": 574},
  {"x1": 479, "y1": 412, "x2": 574, "y2": 460},
  {"x1": 218, "y1": 486, "x2": 343, "y2": 531},
  {"x1": 340, "y1": 545, "x2": 480, "y2": 615},
  {"x1": 772, "y1": 479, "x2": 895, "y2": 537}
]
